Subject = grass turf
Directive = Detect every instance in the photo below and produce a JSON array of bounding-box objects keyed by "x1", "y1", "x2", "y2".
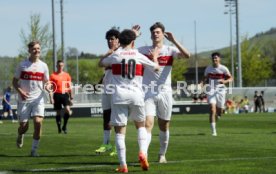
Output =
[{"x1": 0, "y1": 113, "x2": 276, "y2": 173}]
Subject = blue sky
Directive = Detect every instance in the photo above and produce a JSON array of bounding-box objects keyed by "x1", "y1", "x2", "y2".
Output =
[{"x1": 0, "y1": 0, "x2": 275, "y2": 57}]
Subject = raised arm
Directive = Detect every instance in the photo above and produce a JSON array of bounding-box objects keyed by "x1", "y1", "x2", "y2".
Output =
[{"x1": 165, "y1": 32, "x2": 190, "y2": 58}]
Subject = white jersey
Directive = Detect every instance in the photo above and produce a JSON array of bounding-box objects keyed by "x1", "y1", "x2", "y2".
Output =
[
  {"x1": 102, "y1": 47, "x2": 158, "y2": 106},
  {"x1": 204, "y1": 64, "x2": 231, "y2": 89},
  {"x1": 102, "y1": 68, "x2": 112, "y2": 93},
  {"x1": 138, "y1": 45, "x2": 179, "y2": 95},
  {"x1": 14, "y1": 59, "x2": 49, "y2": 103}
]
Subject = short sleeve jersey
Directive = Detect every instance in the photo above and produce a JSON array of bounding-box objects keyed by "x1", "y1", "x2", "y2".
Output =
[
  {"x1": 102, "y1": 47, "x2": 158, "y2": 106},
  {"x1": 14, "y1": 59, "x2": 49, "y2": 103},
  {"x1": 138, "y1": 45, "x2": 179, "y2": 92},
  {"x1": 204, "y1": 64, "x2": 231, "y2": 89},
  {"x1": 50, "y1": 72, "x2": 72, "y2": 94}
]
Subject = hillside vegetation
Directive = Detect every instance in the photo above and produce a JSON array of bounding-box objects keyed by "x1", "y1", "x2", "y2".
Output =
[{"x1": 1, "y1": 28, "x2": 276, "y2": 90}]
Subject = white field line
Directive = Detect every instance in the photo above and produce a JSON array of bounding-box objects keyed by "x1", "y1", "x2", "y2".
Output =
[{"x1": 8, "y1": 156, "x2": 276, "y2": 172}]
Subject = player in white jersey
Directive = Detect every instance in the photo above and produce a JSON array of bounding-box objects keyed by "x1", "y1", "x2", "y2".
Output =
[
  {"x1": 99, "y1": 29, "x2": 159, "y2": 173},
  {"x1": 138, "y1": 22, "x2": 190, "y2": 163},
  {"x1": 201, "y1": 52, "x2": 232, "y2": 136},
  {"x1": 12, "y1": 41, "x2": 52, "y2": 157},
  {"x1": 95, "y1": 28, "x2": 120, "y2": 156}
]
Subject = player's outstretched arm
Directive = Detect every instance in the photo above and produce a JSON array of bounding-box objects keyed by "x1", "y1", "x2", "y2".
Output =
[{"x1": 165, "y1": 32, "x2": 190, "y2": 58}]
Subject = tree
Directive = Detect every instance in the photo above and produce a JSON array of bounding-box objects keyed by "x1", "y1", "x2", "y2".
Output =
[
  {"x1": 262, "y1": 40, "x2": 276, "y2": 77},
  {"x1": 66, "y1": 47, "x2": 79, "y2": 58},
  {"x1": 241, "y1": 36, "x2": 273, "y2": 86},
  {"x1": 67, "y1": 59, "x2": 103, "y2": 84},
  {"x1": 19, "y1": 13, "x2": 52, "y2": 58},
  {"x1": 171, "y1": 58, "x2": 188, "y2": 85},
  {"x1": 0, "y1": 56, "x2": 16, "y2": 92}
]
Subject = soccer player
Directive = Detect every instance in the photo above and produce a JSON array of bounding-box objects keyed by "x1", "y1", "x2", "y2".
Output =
[
  {"x1": 13, "y1": 41, "x2": 52, "y2": 157},
  {"x1": 95, "y1": 28, "x2": 120, "y2": 156},
  {"x1": 99, "y1": 29, "x2": 159, "y2": 172},
  {"x1": 50, "y1": 60, "x2": 73, "y2": 134},
  {"x1": 201, "y1": 52, "x2": 232, "y2": 136},
  {"x1": 138, "y1": 22, "x2": 190, "y2": 163},
  {"x1": 0, "y1": 86, "x2": 17, "y2": 123}
]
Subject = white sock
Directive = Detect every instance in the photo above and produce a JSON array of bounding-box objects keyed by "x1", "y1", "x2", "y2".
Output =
[
  {"x1": 18, "y1": 134, "x2": 24, "y2": 140},
  {"x1": 115, "y1": 133, "x2": 126, "y2": 166},
  {"x1": 159, "y1": 130, "x2": 169, "y2": 156},
  {"x1": 211, "y1": 122, "x2": 216, "y2": 133},
  {"x1": 137, "y1": 127, "x2": 147, "y2": 155},
  {"x1": 103, "y1": 130, "x2": 111, "y2": 144},
  {"x1": 145, "y1": 132, "x2": 152, "y2": 156},
  {"x1": 10, "y1": 114, "x2": 14, "y2": 120},
  {"x1": 31, "y1": 139, "x2": 40, "y2": 152}
]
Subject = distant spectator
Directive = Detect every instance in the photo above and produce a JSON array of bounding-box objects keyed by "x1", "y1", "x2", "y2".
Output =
[
  {"x1": 238, "y1": 96, "x2": 249, "y2": 113},
  {"x1": 199, "y1": 92, "x2": 207, "y2": 103},
  {"x1": 243, "y1": 96, "x2": 250, "y2": 113},
  {"x1": 192, "y1": 93, "x2": 198, "y2": 103},
  {"x1": 260, "y1": 91, "x2": 265, "y2": 112},
  {"x1": 254, "y1": 91, "x2": 262, "y2": 113},
  {"x1": 225, "y1": 98, "x2": 235, "y2": 114}
]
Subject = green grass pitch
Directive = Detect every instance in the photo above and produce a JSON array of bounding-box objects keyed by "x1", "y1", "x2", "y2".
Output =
[{"x1": 0, "y1": 113, "x2": 276, "y2": 174}]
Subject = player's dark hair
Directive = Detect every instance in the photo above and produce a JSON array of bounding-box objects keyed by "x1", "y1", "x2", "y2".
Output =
[
  {"x1": 105, "y1": 29, "x2": 120, "y2": 40},
  {"x1": 150, "y1": 22, "x2": 165, "y2": 33},
  {"x1": 7, "y1": 86, "x2": 12, "y2": 92},
  {"x1": 56, "y1": 60, "x2": 64, "y2": 64},
  {"x1": 211, "y1": 52, "x2": 221, "y2": 58},
  {"x1": 119, "y1": 29, "x2": 136, "y2": 46},
  {"x1": 27, "y1": 41, "x2": 40, "y2": 49}
]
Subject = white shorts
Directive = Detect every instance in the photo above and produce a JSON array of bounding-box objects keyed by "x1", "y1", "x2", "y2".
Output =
[
  {"x1": 110, "y1": 104, "x2": 145, "y2": 126},
  {"x1": 145, "y1": 92, "x2": 172, "y2": 121},
  {"x1": 207, "y1": 89, "x2": 226, "y2": 109},
  {"x1": 17, "y1": 102, "x2": 45, "y2": 122},
  {"x1": 101, "y1": 94, "x2": 111, "y2": 110}
]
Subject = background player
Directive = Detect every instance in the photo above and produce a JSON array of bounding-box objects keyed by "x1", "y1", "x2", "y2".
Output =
[
  {"x1": 138, "y1": 22, "x2": 190, "y2": 163},
  {"x1": 0, "y1": 86, "x2": 17, "y2": 123},
  {"x1": 201, "y1": 52, "x2": 232, "y2": 136}
]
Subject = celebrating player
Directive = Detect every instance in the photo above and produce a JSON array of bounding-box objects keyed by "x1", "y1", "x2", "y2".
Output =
[
  {"x1": 99, "y1": 29, "x2": 159, "y2": 172},
  {"x1": 95, "y1": 28, "x2": 120, "y2": 156},
  {"x1": 138, "y1": 22, "x2": 190, "y2": 163}
]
